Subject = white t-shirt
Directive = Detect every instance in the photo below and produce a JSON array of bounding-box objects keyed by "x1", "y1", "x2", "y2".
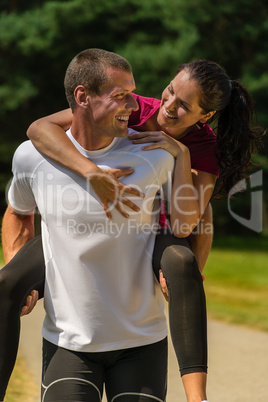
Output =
[{"x1": 8, "y1": 129, "x2": 174, "y2": 352}]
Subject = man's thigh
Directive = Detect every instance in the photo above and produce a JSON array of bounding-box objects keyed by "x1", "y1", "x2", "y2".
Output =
[
  {"x1": 105, "y1": 338, "x2": 168, "y2": 402},
  {"x1": 42, "y1": 339, "x2": 104, "y2": 401}
]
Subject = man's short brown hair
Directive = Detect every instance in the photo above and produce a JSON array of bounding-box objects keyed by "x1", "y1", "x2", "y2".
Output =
[{"x1": 64, "y1": 48, "x2": 132, "y2": 111}]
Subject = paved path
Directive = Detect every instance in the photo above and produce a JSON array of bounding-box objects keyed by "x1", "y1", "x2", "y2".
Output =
[{"x1": 19, "y1": 301, "x2": 268, "y2": 401}]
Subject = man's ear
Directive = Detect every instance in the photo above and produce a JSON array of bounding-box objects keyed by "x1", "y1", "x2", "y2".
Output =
[
  {"x1": 199, "y1": 110, "x2": 216, "y2": 123},
  {"x1": 74, "y1": 85, "x2": 89, "y2": 108}
]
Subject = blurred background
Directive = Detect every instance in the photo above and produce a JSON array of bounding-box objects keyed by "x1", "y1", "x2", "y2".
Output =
[
  {"x1": 0, "y1": 1, "x2": 267, "y2": 400},
  {"x1": 0, "y1": 0, "x2": 267, "y2": 233}
]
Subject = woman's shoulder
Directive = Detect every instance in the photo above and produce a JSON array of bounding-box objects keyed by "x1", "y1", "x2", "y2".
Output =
[
  {"x1": 181, "y1": 124, "x2": 219, "y2": 176},
  {"x1": 129, "y1": 94, "x2": 161, "y2": 128},
  {"x1": 183, "y1": 124, "x2": 216, "y2": 145}
]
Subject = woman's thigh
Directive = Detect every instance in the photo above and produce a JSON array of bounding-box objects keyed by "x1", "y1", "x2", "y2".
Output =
[{"x1": 152, "y1": 229, "x2": 190, "y2": 279}]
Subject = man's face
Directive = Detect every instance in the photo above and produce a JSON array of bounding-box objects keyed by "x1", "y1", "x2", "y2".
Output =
[{"x1": 88, "y1": 67, "x2": 138, "y2": 139}]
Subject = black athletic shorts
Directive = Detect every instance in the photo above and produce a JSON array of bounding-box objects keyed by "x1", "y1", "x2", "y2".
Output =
[{"x1": 42, "y1": 337, "x2": 168, "y2": 401}]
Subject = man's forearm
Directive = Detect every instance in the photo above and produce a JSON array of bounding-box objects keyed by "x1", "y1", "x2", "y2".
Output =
[{"x1": 2, "y1": 205, "x2": 35, "y2": 263}]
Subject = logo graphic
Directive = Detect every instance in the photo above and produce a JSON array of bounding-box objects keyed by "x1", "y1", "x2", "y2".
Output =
[{"x1": 227, "y1": 170, "x2": 263, "y2": 233}]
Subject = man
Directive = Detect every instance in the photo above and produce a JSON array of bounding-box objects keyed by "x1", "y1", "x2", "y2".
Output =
[{"x1": 2, "y1": 49, "x2": 174, "y2": 401}]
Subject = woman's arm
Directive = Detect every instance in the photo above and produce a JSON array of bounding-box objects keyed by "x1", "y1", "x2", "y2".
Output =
[
  {"x1": 171, "y1": 156, "x2": 216, "y2": 237},
  {"x1": 27, "y1": 110, "x2": 144, "y2": 219},
  {"x1": 27, "y1": 109, "x2": 100, "y2": 178},
  {"x1": 129, "y1": 130, "x2": 216, "y2": 236}
]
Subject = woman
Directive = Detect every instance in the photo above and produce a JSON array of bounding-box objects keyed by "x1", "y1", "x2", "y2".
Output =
[{"x1": 0, "y1": 60, "x2": 263, "y2": 402}]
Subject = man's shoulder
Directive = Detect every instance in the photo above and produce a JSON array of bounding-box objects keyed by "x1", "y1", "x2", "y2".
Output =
[
  {"x1": 129, "y1": 130, "x2": 174, "y2": 166},
  {"x1": 12, "y1": 140, "x2": 43, "y2": 172},
  {"x1": 119, "y1": 130, "x2": 174, "y2": 162}
]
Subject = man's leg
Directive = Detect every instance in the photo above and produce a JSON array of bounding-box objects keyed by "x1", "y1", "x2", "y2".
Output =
[
  {"x1": 105, "y1": 338, "x2": 167, "y2": 402},
  {"x1": 42, "y1": 339, "x2": 104, "y2": 402}
]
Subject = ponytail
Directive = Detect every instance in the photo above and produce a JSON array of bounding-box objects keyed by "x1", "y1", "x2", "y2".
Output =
[
  {"x1": 178, "y1": 60, "x2": 265, "y2": 199},
  {"x1": 213, "y1": 80, "x2": 264, "y2": 199}
]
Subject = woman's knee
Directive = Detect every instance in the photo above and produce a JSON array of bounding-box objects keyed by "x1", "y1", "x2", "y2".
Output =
[{"x1": 161, "y1": 245, "x2": 197, "y2": 281}]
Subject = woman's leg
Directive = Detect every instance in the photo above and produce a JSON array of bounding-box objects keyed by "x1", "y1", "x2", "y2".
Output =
[
  {"x1": 188, "y1": 203, "x2": 213, "y2": 272},
  {"x1": 153, "y1": 231, "x2": 207, "y2": 402},
  {"x1": 0, "y1": 235, "x2": 45, "y2": 401}
]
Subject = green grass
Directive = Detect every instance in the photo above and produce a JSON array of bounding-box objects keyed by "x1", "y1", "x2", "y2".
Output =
[
  {"x1": 204, "y1": 236, "x2": 268, "y2": 332},
  {"x1": 4, "y1": 353, "x2": 38, "y2": 402}
]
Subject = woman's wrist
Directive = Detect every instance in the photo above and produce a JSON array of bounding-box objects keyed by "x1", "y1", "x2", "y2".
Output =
[{"x1": 84, "y1": 163, "x2": 102, "y2": 180}]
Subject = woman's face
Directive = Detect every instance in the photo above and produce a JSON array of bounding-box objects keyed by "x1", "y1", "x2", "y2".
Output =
[{"x1": 157, "y1": 69, "x2": 209, "y2": 138}]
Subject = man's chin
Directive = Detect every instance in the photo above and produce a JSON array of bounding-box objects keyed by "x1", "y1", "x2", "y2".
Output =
[{"x1": 113, "y1": 128, "x2": 129, "y2": 137}]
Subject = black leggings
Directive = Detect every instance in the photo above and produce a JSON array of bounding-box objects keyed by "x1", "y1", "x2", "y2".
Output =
[
  {"x1": 0, "y1": 236, "x2": 45, "y2": 400},
  {"x1": 0, "y1": 231, "x2": 207, "y2": 400},
  {"x1": 153, "y1": 230, "x2": 207, "y2": 375},
  {"x1": 42, "y1": 337, "x2": 167, "y2": 401}
]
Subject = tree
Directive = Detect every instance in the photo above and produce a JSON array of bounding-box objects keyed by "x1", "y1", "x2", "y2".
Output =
[{"x1": 0, "y1": 0, "x2": 267, "y2": 233}]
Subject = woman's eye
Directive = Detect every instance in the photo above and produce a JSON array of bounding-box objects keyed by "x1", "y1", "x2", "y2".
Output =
[{"x1": 178, "y1": 102, "x2": 188, "y2": 111}]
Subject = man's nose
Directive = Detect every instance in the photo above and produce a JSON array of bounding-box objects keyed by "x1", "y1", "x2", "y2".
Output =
[{"x1": 126, "y1": 94, "x2": 139, "y2": 112}]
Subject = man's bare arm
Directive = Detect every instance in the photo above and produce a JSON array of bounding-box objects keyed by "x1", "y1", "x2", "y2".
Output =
[
  {"x1": 2, "y1": 205, "x2": 35, "y2": 264},
  {"x1": 1, "y1": 205, "x2": 38, "y2": 315}
]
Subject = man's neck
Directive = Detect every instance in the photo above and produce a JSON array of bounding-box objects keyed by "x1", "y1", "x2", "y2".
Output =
[{"x1": 71, "y1": 112, "x2": 114, "y2": 151}]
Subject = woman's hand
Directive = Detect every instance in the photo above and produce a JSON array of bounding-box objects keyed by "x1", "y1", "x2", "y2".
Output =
[
  {"x1": 128, "y1": 131, "x2": 188, "y2": 158},
  {"x1": 88, "y1": 167, "x2": 145, "y2": 220}
]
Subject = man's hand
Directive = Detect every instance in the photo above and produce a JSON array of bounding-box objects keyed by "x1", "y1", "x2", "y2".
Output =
[
  {"x1": 159, "y1": 269, "x2": 206, "y2": 303},
  {"x1": 88, "y1": 168, "x2": 145, "y2": 219},
  {"x1": 21, "y1": 290, "x2": 39, "y2": 316},
  {"x1": 159, "y1": 270, "x2": 169, "y2": 302}
]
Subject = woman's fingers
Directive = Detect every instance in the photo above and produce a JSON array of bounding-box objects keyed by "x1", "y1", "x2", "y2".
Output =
[
  {"x1": 111, "y1": 168, "x2": 145, "y2": 198},
  {"x1": 112, "y1": 167, "x2": 134, "y2": 178},
  {"x1": 129, "y1": 130, "x2": 165, "y2": 141},
  {"x1": 89, "y1": 168, "x2": 145, "y2": 219},
  {"x1": 129, "y1": 131, "x2": 181, "y2": 157},
  {"x1": 141, "y1": 144, "x2": 163, "y2": 151},
  {"x1": 101, "y1": 191, "x2": 141, "y2": 219}
]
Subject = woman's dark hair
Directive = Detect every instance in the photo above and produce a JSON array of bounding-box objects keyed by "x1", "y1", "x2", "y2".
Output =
[{"x1": 177, "y1": 60, "x2": 264, "y2": 199}]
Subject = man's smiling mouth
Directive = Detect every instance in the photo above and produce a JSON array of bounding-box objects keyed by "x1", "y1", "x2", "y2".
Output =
[{"x1": 116, "y1": 115, "x2": 129, "y2": 122}]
